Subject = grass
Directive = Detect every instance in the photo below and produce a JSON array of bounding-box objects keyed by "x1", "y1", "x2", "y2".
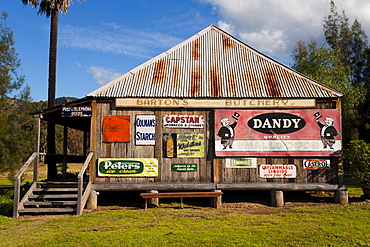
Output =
[
  {"x1": 0, "y1": 165, "x2": 368, "y2": 246},
  {"x1": 0, "y1": 204, "x2": 369, "y2": 246}
]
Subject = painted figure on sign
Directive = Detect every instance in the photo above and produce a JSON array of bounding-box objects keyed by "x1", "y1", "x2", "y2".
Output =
[
  {"x1": 217, "y1": 112, "x2": 240, "y2": 150},
  {"x1": 315, "y1": 112, "x2": 338, "y2": 149}
]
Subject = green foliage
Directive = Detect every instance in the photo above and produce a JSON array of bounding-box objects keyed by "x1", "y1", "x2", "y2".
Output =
[
  {"x1": 0, "y1": 188, "x2": 13, "y2": 216},
  {"x1": 0, "y1": 12, "x2": 34, "y2": 178},
  {"x1": 292, "y1": 41, "x2": 365, "y2": 142},
  {"x1": 344, "y1": 140, "x2": 370, "y2": 184}
]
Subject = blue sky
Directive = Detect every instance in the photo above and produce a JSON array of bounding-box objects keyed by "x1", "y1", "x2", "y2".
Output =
[{"x1": 2, "y1": 0, "x2": 370, "y2": 102}]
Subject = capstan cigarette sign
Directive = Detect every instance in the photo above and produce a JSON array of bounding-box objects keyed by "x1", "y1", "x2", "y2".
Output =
[
  {"x1": 163, "y1": 115, "x2": 204, "y2": 128},
  {"x1": 215, "y1": 109, "x2": 341, "y2": 157}
]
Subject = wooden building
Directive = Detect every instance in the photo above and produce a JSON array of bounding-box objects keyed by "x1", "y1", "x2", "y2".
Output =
[{"x1": 14, "y1": 25, "x2": 348, "y2": 217}]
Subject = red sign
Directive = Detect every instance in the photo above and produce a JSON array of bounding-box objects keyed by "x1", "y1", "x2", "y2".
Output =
[
  {"x1": 103, "y1": 115, "x2": 130, "y2": 143},
  {"x1": 215, "y1": 109, "x2": 341, "y2": 157}
]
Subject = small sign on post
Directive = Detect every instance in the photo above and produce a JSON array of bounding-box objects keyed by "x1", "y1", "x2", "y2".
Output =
[{"x1": 62, "y1": 106, "x2": 92, "y2": 117}]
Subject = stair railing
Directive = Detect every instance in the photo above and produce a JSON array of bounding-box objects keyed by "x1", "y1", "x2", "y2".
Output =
[
  {"x1": 13, "y1": 152, "x2": 44, "y2": 218},
  {"x1": 77, "y1": 151, "x2": 93, "y2": 216}
]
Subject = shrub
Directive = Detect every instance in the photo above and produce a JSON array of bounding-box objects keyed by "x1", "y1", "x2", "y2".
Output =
[{"x1": 344, "y1": 140, "x2": 370, "y2": 184}]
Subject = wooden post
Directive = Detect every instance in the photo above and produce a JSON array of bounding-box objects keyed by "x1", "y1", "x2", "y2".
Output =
[
  {"x1": 147, "y1": 190, "x2": 159, "y2": 208},
  {"x1": 335, "y1": 190, "x2": 348, "y2": 205},
  {"x1": 271, "y1": 190, "x2": 284, "y2": 207},
  {"x1": 86, "y1": 190, "x2": 98, "y2": 209},
  {"x1": 62, "y1": 126, "x2": 68, "y2": 180},
  {"x1": 89, "y1": 100, "x2": 97, "y2": 183},
  {"x1": 33, "y1": 115, "x2": 41, "y2": 183},
  {"x1": 13, "y1": 178, "x2": 20, "y2": 218},
  {"x1": 211, "y1": 190, "x2": 222, "y2": 208}
]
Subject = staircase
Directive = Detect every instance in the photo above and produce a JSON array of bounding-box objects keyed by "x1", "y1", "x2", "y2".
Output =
[
  {"x1": 18, "y1": 181, "x2": 86, "y2": 215},
  {"x1": 13, "y1": 152, "x2": 93, "y2": 218}
]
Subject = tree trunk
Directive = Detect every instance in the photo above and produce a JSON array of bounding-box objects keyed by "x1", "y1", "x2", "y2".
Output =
[{"x1": 47, "y1": 9, "x2": 58, "y2": 180}]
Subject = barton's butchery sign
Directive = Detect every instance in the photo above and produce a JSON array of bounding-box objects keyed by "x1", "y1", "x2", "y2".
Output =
[
  {"x1": 215, "y1": 109, "x2": 341, "y2": 157},
  {"x1": 163, "y1": 115, "x2": 204, "y2": 128}
]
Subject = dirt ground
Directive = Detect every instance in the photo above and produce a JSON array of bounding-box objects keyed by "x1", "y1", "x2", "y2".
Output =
[{"x1": 12, "y1": 190, "x2": 370, "y2": 220}]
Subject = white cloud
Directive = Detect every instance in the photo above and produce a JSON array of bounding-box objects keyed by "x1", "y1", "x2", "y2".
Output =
[
  {"x1": 86, "y1": 66, "x2": 122, "y2": 85},
  {"x1": 202, "y1": 0, "x2": 370, "y2": 63},
  {"x1": 59, "y1": 23, "x2": 183, "y2": 59}
]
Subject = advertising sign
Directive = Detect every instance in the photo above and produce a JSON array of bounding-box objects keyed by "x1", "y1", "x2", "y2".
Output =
[
  {"x1": 259, "y1": 165, "x2": 297, "y2": 178},
  {"x1": 135, "y1": 115, "x2": 156, "y2": 145},
  {"x1": 62, "y1": 106, "x2": 92, "y2": 117},
  {"x1": 215, "y1": 110, "x2": 341, "y2": 157},
  {"x1": 103, "y1": 115, "x2": 130, "y2": 143},
  {"x1": 98, "y1": 158, "x2": 158, "y2": 177},
  {"x1": 162, "y1": 133, "x2": 204, "y2": 158},
  {"x1": 171, "y1": 164, "x2": 198, "y2": 172},
  {"x1": 303, "y1": 159, "x2": 330, "y2": 170},
  {"x1": 225, "y1": 158, "x2": 257, "y2": 168},
  {"x1": 176, "y1": 133, "x2": 204, "y2": 158},
  {"x1": 163, "y1": 115, "x2": 204, "y2": 128}
]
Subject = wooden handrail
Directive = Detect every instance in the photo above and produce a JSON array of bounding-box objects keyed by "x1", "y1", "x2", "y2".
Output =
[
  {"x1": 14, "y1": 152, "x2": 37, "y2": 180},
  {"x1": 13, "y1": 152, "x2": 40, "y2": 218},
  {"x1": 77, "y1": 152, "x2": 93, "y2": 216}
]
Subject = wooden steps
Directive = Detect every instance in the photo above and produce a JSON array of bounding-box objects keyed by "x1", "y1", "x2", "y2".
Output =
[{"x1": 18, "y1": 181, "x2": 86, "y2": 216}]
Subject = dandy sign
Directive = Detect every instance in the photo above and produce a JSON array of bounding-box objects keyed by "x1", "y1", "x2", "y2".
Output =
[
  {"x1": 163, "y1": 115, "x2": 204, "y2": 128},
  {"x1": 215, "y1": 109, "x2": 341, "y2": 157}
]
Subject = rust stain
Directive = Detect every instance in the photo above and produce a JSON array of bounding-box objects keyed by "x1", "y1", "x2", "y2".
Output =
[
  {"x1": 209, "y1": 65, "x2": 222, "y2": 97},
  {"x1": 152, "y1": 60, "x2": 168, "y2": 84},
  {"x1": 190, "y1": 66, "x2": 201, "y2": 97},
  {"x1": 171, "y1": 62, "x2": 181, "y2": 88},
  {"x1": 227, "y1": 69, "x2": 237, "y2": 97},
  {"x1": 192, "y1": 39, "x2": 201, "y2": 60},
  {"x1": 222, "y1": 36, "x2": 234, "y2": 51},
  {"x1": 263, "y1": 68, "x2": 281, "y2": 97}
]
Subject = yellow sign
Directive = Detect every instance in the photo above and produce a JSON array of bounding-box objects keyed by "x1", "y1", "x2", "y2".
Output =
[{"x1": 116, "y1": 98, "x2": 316, "y2": 108}]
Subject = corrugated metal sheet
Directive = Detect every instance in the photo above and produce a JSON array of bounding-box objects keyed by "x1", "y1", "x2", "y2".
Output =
[{"x1": 87, "y1": 25, "x2": 342, "y2": 99}]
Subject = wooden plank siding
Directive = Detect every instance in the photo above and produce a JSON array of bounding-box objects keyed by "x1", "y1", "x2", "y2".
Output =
[
  {"x1": 91, "y1": 99, "x2": 341, "y2": 186},
  {"x1": 92, "y1": 100, "x2": 212, "y2": 184}
]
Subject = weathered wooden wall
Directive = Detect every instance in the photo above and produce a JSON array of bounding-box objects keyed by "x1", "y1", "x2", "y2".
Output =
[
  {"x1": 93, "y1": 101, "x2": 212, "y2": 184},
  {"x1": 91, "y1": 99, "x2": 341, "y2": 186}
]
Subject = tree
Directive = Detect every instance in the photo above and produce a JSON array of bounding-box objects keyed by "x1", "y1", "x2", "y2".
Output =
[
  {"x1": 292, "y1": 1, "x2": 370, "y2": 144},
  {"x1": 292, "y1": 41, "x2": 365, "y2": 143},
  {"x1": 22, "y1": 0, "x2": 85, "y2": 179},
  {"x1": 0, "y1": 12, "x2": 34, "y2": 178},
  {"x1": 324, "y1": 0, "x2": 369, "y2": 86}
]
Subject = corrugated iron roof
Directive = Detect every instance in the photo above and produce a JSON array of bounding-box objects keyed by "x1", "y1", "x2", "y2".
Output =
[{"x1": 87, "y1": 25, "x2": 342, "y2": 99}]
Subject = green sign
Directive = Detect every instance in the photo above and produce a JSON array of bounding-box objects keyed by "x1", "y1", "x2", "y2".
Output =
[
  {"x1": 98, "y1": 158, "x2": 158, "y2": 177},
  {"x1": 171, "y1": 164, "x2": 198, "y2": 172}
]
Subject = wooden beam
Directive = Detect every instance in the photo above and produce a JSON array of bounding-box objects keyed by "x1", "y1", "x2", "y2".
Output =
[
  {"x1": 92, "y1": 183, "x2": 216, "y2": 191},
  {"x1": 216, "y1": 183, "x2": 347, "y2": 191}
]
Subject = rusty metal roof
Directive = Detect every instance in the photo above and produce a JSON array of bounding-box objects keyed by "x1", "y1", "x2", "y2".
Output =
[{"x1": 87, "y1": 25, "x2": 342, "y2": 99}]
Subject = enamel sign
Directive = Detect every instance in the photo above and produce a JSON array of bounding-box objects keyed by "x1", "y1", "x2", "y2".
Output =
[
  {"x1": 163, "y1": 115, "x2": 204, "y2": 128},
  {"x1": 259, "y1": 165, "x2": 297, "y2": 178},
  {"x1": 135, "y1": 115, "x2": 156, "y2": 145},
  {"x1": 215, "y1": 109, "x2": 341, "y2": 157},
  {"x1": 98, "y1": 158, "x2": 158, "y2": 177}
]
